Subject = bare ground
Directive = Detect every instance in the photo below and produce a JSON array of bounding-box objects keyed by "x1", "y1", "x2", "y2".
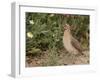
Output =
[{"x1": 26, "y1": 49, "x2": 89, "y2": 67}]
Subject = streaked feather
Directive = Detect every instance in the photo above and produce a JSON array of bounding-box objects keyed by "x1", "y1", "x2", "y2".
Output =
[{"x1": 71, "y1": 36, "x2": 82, "y2": 53}]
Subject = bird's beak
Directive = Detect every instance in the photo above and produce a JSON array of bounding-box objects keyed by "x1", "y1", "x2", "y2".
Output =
[{"x1": 63, "y1": 25, "x2": 68, "y2": 31}]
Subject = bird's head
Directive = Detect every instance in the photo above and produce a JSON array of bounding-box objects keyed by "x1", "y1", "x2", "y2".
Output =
[{"x1": 63, "y1": 24, "x2": 71, "y2": 31}]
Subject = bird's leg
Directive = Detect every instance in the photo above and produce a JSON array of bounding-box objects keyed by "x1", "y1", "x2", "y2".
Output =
[
  {"x1": 67, "y1": 52, "x2": 76, "y2": 64},
  {"x1": 75, "y1": 52, "x2": 86, "y2": 57}
]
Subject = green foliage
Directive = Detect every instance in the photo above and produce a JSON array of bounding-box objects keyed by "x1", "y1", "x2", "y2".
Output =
[{"x1": 26, "y1": 12, "x2": 89, "y2": 64}]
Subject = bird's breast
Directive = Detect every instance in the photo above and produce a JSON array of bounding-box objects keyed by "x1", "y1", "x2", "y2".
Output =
[
  {"x1": 63, "y1": 32, "x2": 78, "y2": 54},
  {"x1": 63, "y1": 33, "x2": 72, "y2": 50}
]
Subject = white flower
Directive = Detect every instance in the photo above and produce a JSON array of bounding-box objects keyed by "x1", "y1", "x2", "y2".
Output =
[
  {"x1": 29, "y1": 20, "x2": 34, "y2": 25},
  {"x1": 49, "y1": 14, "x2": 54, "y2": 17},
  {"x1": 52, "y1": 34, "x2": 55, "y2": 37},
  {"x1": 27, "y1": 32, "x2": 33, "y2": 38},
  {"x1": 56, "y1": 39, "x2": 59, "y2": 42}
]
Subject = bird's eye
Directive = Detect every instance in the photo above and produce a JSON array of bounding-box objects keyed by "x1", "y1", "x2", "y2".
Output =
[{"x1": 64, "y1": 26, "x2": 67, "y2": 30}]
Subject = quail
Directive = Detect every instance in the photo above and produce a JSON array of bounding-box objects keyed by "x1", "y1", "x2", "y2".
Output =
[{"x1": 63, "y1": 24, "x2": 84, "y2": 55}]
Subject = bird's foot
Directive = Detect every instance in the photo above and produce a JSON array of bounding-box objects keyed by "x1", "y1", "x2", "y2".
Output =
[{"x1": 75, "y1": 52, "x2": 86, "y2": 57}]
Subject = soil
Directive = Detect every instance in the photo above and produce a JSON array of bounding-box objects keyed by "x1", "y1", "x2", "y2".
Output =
[{"x1": 26, "y1": 49, "x2": 89, "y2": 67}]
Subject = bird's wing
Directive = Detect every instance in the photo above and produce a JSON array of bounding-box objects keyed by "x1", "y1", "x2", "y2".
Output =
[{"x1": 71, "y1": 36, "x2": 82, "y2": 52}]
